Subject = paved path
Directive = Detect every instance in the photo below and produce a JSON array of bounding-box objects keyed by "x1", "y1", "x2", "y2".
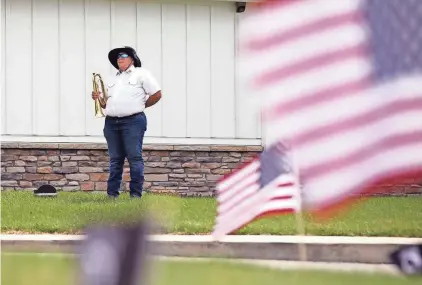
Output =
[
  {"x1": 2, "y1": 234, "x2": 421, "y2": 264},
  {"x1": 156, "y1": 256, "x2": 401, "y2": 275},
  {"x1": 2, "y1": 251, "x2": 401, "y2": 276},
  {"x1": 2, "y1": 234, "x2": 421, "y2": 243}
]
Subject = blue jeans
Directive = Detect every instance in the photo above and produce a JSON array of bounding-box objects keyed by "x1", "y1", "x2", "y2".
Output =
[{"x1": 103, "y1": 112, "x2": 147, "y2": 198}]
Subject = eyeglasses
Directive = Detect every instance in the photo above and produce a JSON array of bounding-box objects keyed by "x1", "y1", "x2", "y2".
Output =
[{"x1": 117, "y1": 53, "x2": 129, "y2": 59}]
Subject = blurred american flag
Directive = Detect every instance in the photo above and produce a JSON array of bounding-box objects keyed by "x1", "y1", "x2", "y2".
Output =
[
  {"x1": 239, "y1": 0, "x2": 422, "y2": 215},
  {"x1": 209, "y1": 0, "x2": 422, "y2": 236}
]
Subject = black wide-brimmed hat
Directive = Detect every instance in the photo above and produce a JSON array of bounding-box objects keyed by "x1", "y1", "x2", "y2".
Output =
[
  {"x1": 108, "y1": 46, "x2": 142, "y2": 70},
  {"x1": 33, "y1": 184, "x2": 57, "y2": 197}
]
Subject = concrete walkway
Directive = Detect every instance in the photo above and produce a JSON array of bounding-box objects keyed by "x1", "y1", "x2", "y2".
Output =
[
  {"x1": 1, "y1": 251, "x2": 401, "y2": 276},
  {"x1": 155, "y1": 256, "x2": 402, "y2": 275},
  {"x1": 2, "y1": 234, "x2": 421, "y2": 264},
  {"x1": 2, "y1": 233, "x2": 421, "y2": 243}
]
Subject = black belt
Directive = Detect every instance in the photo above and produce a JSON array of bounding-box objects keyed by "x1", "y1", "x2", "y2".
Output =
[{"x1": 106, "y1": 112, "x2": 144, "y2": 120}]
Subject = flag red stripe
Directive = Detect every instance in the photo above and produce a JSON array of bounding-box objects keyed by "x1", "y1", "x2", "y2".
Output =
[
  {"x1": 218, "y1": 204, "x2": 297, "y2": 236},
  {"x1": 217, "y1": 180, "x2": 258, "y2": 208},
  {"x1": 312, "y1": 167, "x2": 422, "y2": 220},
  {"x1": 218, "y1": 190, "x2": 294, "y2": 218},
  {"x1": 218, "y1": 184, "x2": 258, "y2": 215},
  {"x1": 278, "y1": 182, "x2": 295, "y2": 188},
  {"x1": 293, "y1": 96, "x2": 422, "y2": 147},
  {"x1": 305, "y1": 131, "x2": 422, "y2": 181},
  {"x1": 218, "y1": 182, "x2": 296, "y2": 217},
  {"x1": 249, "y1": 0, "x2": 303, "y2": 13},
  {"x1": 216, "y1": 193, "x2": 298, "y2": 235},
  {"x1": 218, "y1": 181, "x2": 295, "y2": 214},
  {"x1": 263, "y1": 77, "x2": 370, "y2": 121},
  {"x1": 254, "y1": 208, "x2": 297, "y2": 221},
  {"x1": 248, "y1": 11, "x2": 362, "y2": 51},
  {"x1": 256, "y1": 44, "x2": 367, "y2": 86},
  {"x1": 269, "y1": 195, "x2": 295, "y2": 201}
]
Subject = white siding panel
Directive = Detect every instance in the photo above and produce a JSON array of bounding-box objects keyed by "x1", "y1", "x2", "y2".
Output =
[
  {"x1": 210, "y1": 5, "x2": 236, "y2": 138},
  {"x1": 32, "y1": 0, "x2": 60, "y2": 135},
  {"x1": 256, "y1": 108, "x2": 262, "y2": 138},
  {"x1": 111, "y1": 0, "x2": 137, "y2": 49},
  {"x1": 4, "y1": 0, "x2": 32, "y2": 135},
  {"x1": 59, "y1": 0, "x2": 85, "y2": 136},
  {"x1": 1, "y1": 0, "x2": 5, "y2": 134},
  {"x1": 85, "y1": 0, "x2": 111, "y2": 136},
  {"x1": 186, "y1": 5, "x2": 211, "y2": 138},
  {"x1": 2, "y1": 0, "x2": 263, "y2": 143},
  {"x1": 137, "y1": 2, "x2": 163, "y2": 137},
  {"x1": 111, "y1": 0, "x2": 137, "y2": 77},
  {"x1": 256, "y1": 100, "x2": 262, "y2": 138},
  {"x1": 162, "y1": 4, "x2": 187, "y2": 138},
  {"x1": 235, "y1": 12, "x2": 260, "y2": 139}
]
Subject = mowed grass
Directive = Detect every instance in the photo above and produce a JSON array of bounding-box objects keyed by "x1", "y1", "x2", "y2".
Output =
[
  {"x1": 2, "y1": 253, "x2": 421, "y2": 285},
  {"x1": 1, "y1": 191, "x2": 422, "y2": 236}
]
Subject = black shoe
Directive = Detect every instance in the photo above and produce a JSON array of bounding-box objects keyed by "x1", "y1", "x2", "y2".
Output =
[{"x1": 130, "y1": 195, "x2": 142, "y2": 199}]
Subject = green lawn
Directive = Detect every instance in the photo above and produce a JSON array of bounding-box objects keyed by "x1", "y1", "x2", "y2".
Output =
[
  {"x1": 2, "y1": 253, "x2": 421, "y2": 285},
  {"x1": 1, "y1": 191, "x2": 422, "y2": 236}
]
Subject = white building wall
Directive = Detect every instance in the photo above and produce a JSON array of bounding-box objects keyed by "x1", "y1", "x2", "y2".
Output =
[{"x1": 0, "y1": 0, "x2": 262, "y2": 145}]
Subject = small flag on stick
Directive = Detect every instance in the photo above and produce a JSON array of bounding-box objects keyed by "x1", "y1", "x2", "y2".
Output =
[{"x1": 212, "y1": 141, "x2": 301, "y2": 239}]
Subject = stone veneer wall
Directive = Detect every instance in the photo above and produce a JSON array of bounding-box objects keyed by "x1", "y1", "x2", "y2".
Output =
[
  {"x1": 1, "y1": 142, "x2": 262, "y2": 196},
  {"x1": 1, "y1": 142, "x2": 421, "y2": 197}
]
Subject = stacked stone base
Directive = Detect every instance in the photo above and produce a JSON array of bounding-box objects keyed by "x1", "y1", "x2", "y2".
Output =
[
  {"x1": 1, "y1": 142, "x2": 421, "y2": 197},
  {"x1": 1, "y1": 143, "x2": 261, "y2": 197}
]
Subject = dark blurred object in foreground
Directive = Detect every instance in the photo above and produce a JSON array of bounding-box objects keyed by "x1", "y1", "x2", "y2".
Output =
[
  {"x1": 78, "y1": 219, "x2": 151, "y2": 285},
  {"x1": 33, "y1": 185, "x2": 57, "y2": 197},
  {"x1": 390, "y1": 244, "x2": 422, "y2": 275}
]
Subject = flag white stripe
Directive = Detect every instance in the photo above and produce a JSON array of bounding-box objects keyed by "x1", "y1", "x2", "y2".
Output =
[
  {"x1": 295, "y1": 111, "x2": 422, "y2": 174},
  {"x1": 217, "y1": 161, "x2": 260, "y2": 192},
  {"x1": 240, "y1": 23, "x2": 367, "y2": 84},
  {"x1": 264, "y1": 77, "x2": 421, "y2": 144},
  {"x1": 215, "y1": 199, "x2": 301, "y2": 240},
  {"x1": 303, "y1": 142, "x2": 422, "y2": 209},
  {"x1": 214, "y1": 185, "x2": 301, "y2": 239},
  {"x1": 259, "y1": 58, "x2": 371, "y2": 110},
  {"x1": 241, "y1": 0, "x2": 362, "y2": 43},
  {"x1": 218, "y1": 183, "x2": 260, "y2": 214},
  {"x1": 216, "y1": 174, "x2": 299, "y2": 225},
  {"x1": 218, "y1": 172, "x2": 259, "y2": 203},
  {"x1": 217, "y1": 184, "x2": 300, "y2": 224},
  {"x1": 265, "y1": 78, "x2": 422, "y2": 166},
  {"x1": 215, "y1": 195, "x2": 298, "y2": 238}
]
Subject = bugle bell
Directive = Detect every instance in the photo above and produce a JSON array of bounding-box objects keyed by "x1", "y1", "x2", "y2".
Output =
[{"x1": 92, "y1": 73, "x2": 108, "y2": 118}]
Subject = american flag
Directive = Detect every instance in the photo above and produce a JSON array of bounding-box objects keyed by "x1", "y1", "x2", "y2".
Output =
[
  {"x1": 212, "y1": 142, "x2": 301, "y2": 239},
  {"x1": 239, "y1": 0, "x2": 422, "y2": 215}
]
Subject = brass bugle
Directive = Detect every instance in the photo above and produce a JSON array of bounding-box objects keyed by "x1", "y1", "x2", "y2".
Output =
[{"x1": 92, "y1": 73, "x2": 108, "y2": 118}]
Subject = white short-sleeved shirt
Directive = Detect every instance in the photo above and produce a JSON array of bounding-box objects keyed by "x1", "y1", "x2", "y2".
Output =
[{"x1": 104, "y1": 65, "x2": 160, "y2": 117}]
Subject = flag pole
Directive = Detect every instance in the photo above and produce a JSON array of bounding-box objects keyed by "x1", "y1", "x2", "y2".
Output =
[
  {"x1": 295, "y1": 204, "x2": 308, "y2": 261},
  {"x1": 290, "y1": 147, "x2": 308, "y2": 262}
]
